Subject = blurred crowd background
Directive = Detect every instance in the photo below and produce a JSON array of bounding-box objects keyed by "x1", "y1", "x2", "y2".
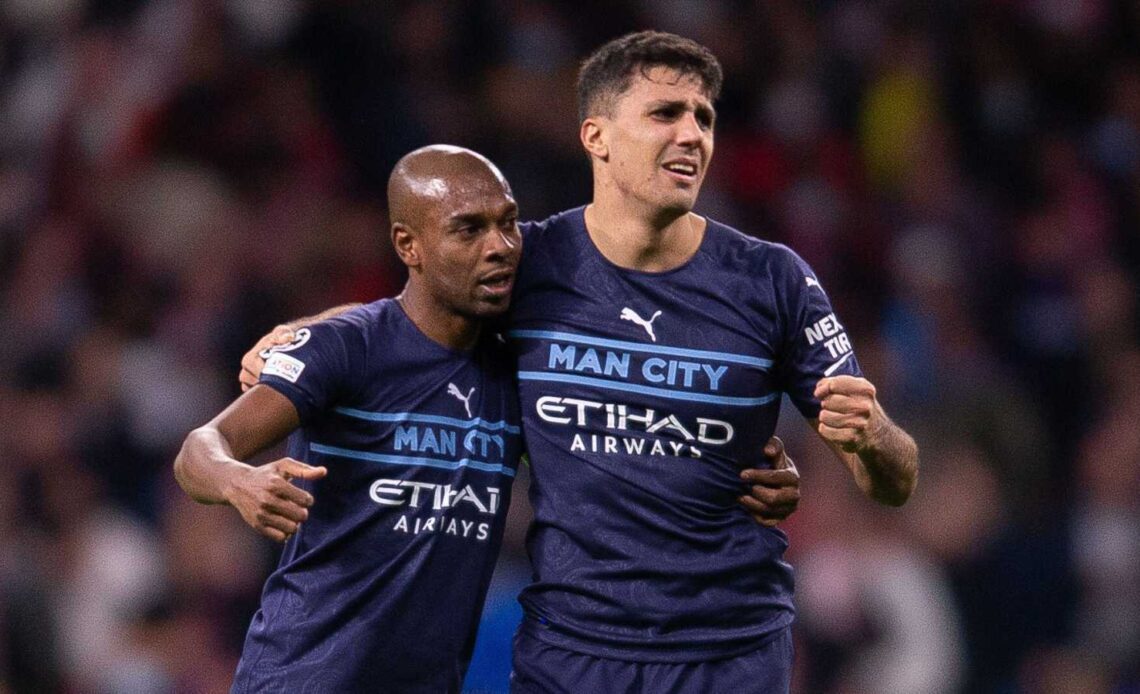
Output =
[{"x1": 1, "y1": 0, "x2": 1139, "y2": 692}]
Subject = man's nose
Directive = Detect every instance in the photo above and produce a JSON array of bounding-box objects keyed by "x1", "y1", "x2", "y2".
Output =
[
  {"x1": 485, "y1": 226, "x2": 519, "y2": 258},
  {"x1": 675, "y1": 111, "x2": 703, "y2": 145}
]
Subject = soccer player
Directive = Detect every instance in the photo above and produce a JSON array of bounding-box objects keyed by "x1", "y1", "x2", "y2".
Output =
[
  {"x1": 174, "y1": 145, "x2": 527, "y2": 693},
  {"x1": 504, "y1": 32, "x2": 914, "y2": 693},
  {"x1": 242, "y1": 31, "x2": 917, "y2": 694}
]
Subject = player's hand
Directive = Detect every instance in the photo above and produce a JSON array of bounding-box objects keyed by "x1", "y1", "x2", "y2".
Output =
[
  {"x1": 814, "y1": 375, "x2": 886, "y2": 454},
  {"x1": 226, "y1": 458, "x2": 328, "y2": 542},
  {"x1": 239, "y1": 325, "x2": 296, "y2": 391},
  {"x1": 739, "y1": 436, "x2": 801, "y2": 527}
]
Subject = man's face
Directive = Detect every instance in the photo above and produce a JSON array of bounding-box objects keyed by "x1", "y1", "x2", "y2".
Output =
[
  {"x1": 413, "y1": 172, "x2": 521, "y2": 319},
  {"x1": 598, "y1": 66, "x2": 716, "y2": 216}
]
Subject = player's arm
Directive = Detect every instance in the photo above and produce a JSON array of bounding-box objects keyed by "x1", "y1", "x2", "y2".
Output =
[
  {"x1": 810, "y1": 375, "x2": 918, "y2": 507},
  {"x1": 239, "y1": 303, "x2": 362, "y2": 390},
  {"x1": 174, "y1": 385, "x2": 328, "y2": 541},
  {"x1": 739, "y1": 436, "x2": 801, "y2": 527}
]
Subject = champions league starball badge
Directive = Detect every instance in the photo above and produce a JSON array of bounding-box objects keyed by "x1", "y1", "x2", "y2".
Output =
[{"x1": 258, "y1": 328, "x2": 312, "y2": 358}]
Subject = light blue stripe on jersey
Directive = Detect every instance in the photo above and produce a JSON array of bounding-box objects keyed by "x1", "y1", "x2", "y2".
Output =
[
  {"x1": 309, "y1": 443, "x2": 517, "y2": 476},
  {"x1": 334, "y1": 407, "x2": 522, "y2": 434},
  {"x1": 509, "y1": 330, "x2": 774, "y2": 369},
  {"x1": 517, "y1": 371, "x2": 780, "y2": 407}
]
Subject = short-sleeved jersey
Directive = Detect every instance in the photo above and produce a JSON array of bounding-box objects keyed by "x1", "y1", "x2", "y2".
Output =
[
  {"x1": 509, "y1": 207, "x2": 861, "y2": 662},
  {"x1": 232, "y1": 299, "x2": 523, "y2": 693}
]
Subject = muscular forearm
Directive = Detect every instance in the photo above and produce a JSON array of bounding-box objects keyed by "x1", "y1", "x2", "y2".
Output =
[
  {"x1": 853, "y1": 412, "x2": 918, "y2": 507},
  {"x1": 173, "y1": 426, "x2": 252, "y2": 505},
  {"x1": 814, "y1": 376, "x2": 919, "y2": 507},
  {"x1": 174, "y1": 387, "x2": 317, "y2": 541}
]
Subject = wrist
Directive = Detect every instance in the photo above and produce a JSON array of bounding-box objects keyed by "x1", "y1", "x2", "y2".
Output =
[
  {"x1": 220, "y1": 461, "x2": 254, "y2": 505},
  {"x1": 858, "y1": 404, "x2": 891, "y2": 454}
]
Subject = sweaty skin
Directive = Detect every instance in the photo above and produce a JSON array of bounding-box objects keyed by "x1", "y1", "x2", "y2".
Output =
[
  {"x1": 389, "y1": 145, "x2": 513, "y2": 230},
  {"x1": 388, "y1": 146, "x2": 521, "y2": 349}
]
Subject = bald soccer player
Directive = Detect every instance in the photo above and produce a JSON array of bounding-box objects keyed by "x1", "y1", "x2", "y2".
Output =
[{"x1": 174, "y1": 145, "x2": 525, "y2": 693}]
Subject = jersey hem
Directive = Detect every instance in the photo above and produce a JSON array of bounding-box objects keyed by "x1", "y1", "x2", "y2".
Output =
[{"x1": 517, "y1": 610, "x2": 796, "y2": 664}]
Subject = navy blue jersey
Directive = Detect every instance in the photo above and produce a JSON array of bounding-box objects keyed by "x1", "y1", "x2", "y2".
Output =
[
  {"x1": 232, "y1": 299, "x2": 523, "y2": 693},
  {"x1": 509, "y1": 208, "x2": 861, "y2": 662}
]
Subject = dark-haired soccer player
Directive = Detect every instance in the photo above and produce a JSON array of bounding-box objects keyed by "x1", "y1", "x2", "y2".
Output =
[
  {"x1": 503, "y1": 31, "x2": 915, "y2": 693},
  {"x1": 241, "y1": 31, "x2": 917, "y2": 694},
  {"x1": 174, "y1": 145, "x2": 526, "y2": 693}
]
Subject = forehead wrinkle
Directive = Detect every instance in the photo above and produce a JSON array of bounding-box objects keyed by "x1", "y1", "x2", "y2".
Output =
[{"x1": 448, "y1": 195, "x2": 517, "y2": 223}]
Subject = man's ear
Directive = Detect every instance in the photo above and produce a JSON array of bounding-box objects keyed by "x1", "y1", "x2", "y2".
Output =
[
  {"x1": 580, "y1": 117, "x2": 609, "y2": 161},
  {"x1": 392, "y1": 223, "x2": 420, "y2": 268}
]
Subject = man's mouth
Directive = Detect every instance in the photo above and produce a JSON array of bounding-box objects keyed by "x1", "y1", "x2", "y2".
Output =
[
  {"x1": 662, "y1": 160, "x2": 699, "y2": 182},
  {"x1": 477, "y1": 269, "x2": 515, "y2": 297}
]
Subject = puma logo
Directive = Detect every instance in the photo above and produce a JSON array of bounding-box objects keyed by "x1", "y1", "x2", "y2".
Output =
[
  {"x1": 446, "y1": 383, "x2": 475, "y2": 418},
  {"x1": 620, "y1": 307, "x2": 663, "y2": 342}
]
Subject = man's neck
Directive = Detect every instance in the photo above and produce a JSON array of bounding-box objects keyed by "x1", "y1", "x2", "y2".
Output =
[
  {"x1": 397, "y1": 284, "x2": 480, "y2": 351},
  {"x1": 584, "y1": 197, "x2": 705, "y2": 272}
]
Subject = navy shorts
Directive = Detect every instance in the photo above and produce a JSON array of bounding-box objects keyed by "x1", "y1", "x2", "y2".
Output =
[{"x1": 509, "y1": 625, "x2": 793, "y2": 694}]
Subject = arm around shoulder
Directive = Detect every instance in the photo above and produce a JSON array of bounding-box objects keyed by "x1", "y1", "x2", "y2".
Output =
[{"x1": 239, "y1": 303, "x2": 362, "y2": 391}]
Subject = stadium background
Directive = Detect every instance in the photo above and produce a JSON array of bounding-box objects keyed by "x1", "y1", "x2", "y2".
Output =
[{"x1": 1, "y1": 0, "x2": 1138, "y2": 692}]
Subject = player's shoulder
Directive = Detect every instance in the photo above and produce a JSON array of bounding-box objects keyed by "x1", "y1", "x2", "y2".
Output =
[
  {"x1": 260, "y1": 301, "x2": 390, "y2": 391},
  {"x1": 519, "y1": 206, "x2": 585, "y2": 244},
  {"x1": 306, "y1": 298, "x2": 397, "y2": 348},
  {"x1": 517, "y1": 207, "x2": 587, "y2": 276},
  {"x1": 702, "y1": 217, "x2": 812, "y2": 279}
]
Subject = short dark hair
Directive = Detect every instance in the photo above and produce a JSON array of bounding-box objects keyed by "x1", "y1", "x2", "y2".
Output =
[{"x1": 576, "y1": 31, "x2": 723, "y2": 122}]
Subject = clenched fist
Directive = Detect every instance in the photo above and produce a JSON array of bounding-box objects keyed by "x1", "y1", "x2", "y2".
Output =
[{"x1": 814, "y1": 375, "x2": 887, "y2": 454}]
